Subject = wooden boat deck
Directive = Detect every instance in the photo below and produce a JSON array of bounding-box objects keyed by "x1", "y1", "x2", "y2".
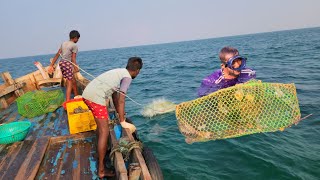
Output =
[
  {"x1": 0, "y1": 67, "x2": 156, "y2": 180},
  {"x1": 0, "y1": 67, "x2": 103, "y2": 179},
  {"x1": 0, "y1": 103, "x2": 104, "y2": 179},
  {"x1": 36, "y1": 132, "x2": 98, "y2": 179}
]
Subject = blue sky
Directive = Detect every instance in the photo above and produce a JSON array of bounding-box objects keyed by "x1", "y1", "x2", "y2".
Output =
[{"x1": 0, "y1": 0, "x2": 319, "y2": 59}]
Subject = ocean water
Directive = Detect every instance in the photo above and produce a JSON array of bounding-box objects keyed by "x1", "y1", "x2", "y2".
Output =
[{"x1": 1, "y1": 27, "x2": 320, "y2": 179}]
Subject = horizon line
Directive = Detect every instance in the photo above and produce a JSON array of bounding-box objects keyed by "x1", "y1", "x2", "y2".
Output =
[{"x1": 1, "y1": 26, "x2": 319, "y2": 61}]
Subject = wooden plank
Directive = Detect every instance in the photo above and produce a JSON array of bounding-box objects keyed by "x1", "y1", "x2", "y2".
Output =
[
  {"x1": 1, "y1": 72, "x2": 24, "y2": 97},
  {"x1": 0, "y1": 142, "x2": 24, "y2": 177},
  {"x1": 50, "y1": 131, "x2": 95, "y2": 144},
  {"x1": 35, "y1": 141, "x2": 67, "y2": 179},
  {"x1": 51, "y1": 140, "x2": 77, "y2": 180},
  {"x1": 34, "y1": 132, "x2": 96, "y2": 179},
  {"x1": 33, "y1": 71, "x2": 45, "y2": 82},
  {"x1": 37, "y1": 78, "x2": 62, "y2": 87},
  {"x1": 0, "y1": 82, "x2": 25, "y2": 97},
  {"x1": 1, "y1": 72, "x2": 14, "y2": 85},
  {"x1": 34, "y1": 62, "x2": 50, "y2": 79},
  {"x1": 79, "y1": 138, "x2": 97, "y2": 180},
  {"x1": 13, "y1": 72, "x2": 37, "y2": 92},
  {"x1": 49, "y1": 108, "x2": 69, "y2": 137},
  {"x1": 23, "y1": 114, "x2": 52, "y2": 141},
  {"x1": 0, "y1": 83, "x2": 8, "y2": 90},
  {"x1": 58, "y1": 140, "x2": 76, "y2": 180},
  {"x1": 4, "y1": 95, "x2": 16, "y2": 108},
  {"x1": 5, "y1": 112, "x2": 18, "y2": 125},
  {"x1": 0, "y1": 140, "x2": 34, "y2": 179},
  {"x1": 14, "y1": 137, "x2": 50, "y2": 180},
  {"x1": 129, "y1": 163, "x2": 141, "y2": 180},
  {"x1": 0, "y1": 97, "x2": 8, "y2": 109},
  {"x1": 28, "y1": 74, "x2": 38, "y2": 90},
  {"x1": 0, "y1": 144, "x2": 9, "y2": 160},
  {"x1": 110, "y1": 130, "x2": 128, "y2": 180},
  {"x1": 51, "y1": 141, "x2": 68, "y2": 180},
  {"x1": 72, "y1": 142, "x2": 81, "y2": 180},
  {"x1": 37, "y1": 136, "x2": 97, "y2": 180},
  {"x1": 0, "y1": 103, "x2": 17, "y2": 124},
  {"x1": 122, "y1": 128, "x2": 152, "y2": 180},
  {"x1": 56, "y1": 137, "x2": 97, "y2": 180}
]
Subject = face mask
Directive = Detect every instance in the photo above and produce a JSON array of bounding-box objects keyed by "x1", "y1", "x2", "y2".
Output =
[{"x1": 225, "y1": 55, "x2": 247, "y2": 71}]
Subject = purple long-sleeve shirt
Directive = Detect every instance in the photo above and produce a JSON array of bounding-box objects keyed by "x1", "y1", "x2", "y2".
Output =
[{"x1": 197, "y1": 68, "x2": 256, "y2": 97}]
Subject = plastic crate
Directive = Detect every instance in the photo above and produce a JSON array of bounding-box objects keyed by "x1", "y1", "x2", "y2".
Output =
[{"x1": 66, "y1": 98, "x2": 97, "y2": 134}]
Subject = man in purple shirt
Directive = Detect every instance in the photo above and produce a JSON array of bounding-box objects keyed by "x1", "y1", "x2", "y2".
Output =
[{"x1": 198, "y1": 47, "x2": 256, "y2": 97}]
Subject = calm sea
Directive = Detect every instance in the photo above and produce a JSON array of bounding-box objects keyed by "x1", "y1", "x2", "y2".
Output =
[{"x1": 1, "y1": 27, "x2": 319, "y2": 179}]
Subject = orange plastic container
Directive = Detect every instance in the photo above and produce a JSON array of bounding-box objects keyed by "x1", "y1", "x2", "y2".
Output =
[{"x1": 66, "y1": 98, "x2": 97, "y2": 134}]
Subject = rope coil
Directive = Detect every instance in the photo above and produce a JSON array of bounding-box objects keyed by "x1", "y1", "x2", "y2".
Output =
[{"x1": 109, "y1": 137, "x2": 143, "y2": 164}]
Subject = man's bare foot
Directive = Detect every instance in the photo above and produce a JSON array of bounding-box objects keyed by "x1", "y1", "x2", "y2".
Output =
[{"x1": 98, "y1": 168, "x2": 115, "y2": 178}]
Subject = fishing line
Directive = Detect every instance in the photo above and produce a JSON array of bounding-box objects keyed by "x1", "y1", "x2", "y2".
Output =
[{"x1": 55, "y1": 57, "x2": 176, "y2": 116}]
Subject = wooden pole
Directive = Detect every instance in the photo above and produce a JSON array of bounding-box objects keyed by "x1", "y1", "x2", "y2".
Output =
[
  {"x1": 1, "y1": 72, "x2": 24, "y2": 97},
  {"x1": 129, "y1": 163, "x2": 141, "y2": 180}
]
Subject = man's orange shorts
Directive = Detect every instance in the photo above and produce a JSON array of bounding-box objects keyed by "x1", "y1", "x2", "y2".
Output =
[{"x1": 83, "y1": 99, "x2": 109, "y2": 120}]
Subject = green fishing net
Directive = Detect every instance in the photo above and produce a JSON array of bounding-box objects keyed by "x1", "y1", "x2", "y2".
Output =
[{"x1": 16, "y1": 89, "x2": 64, "y2": 118}]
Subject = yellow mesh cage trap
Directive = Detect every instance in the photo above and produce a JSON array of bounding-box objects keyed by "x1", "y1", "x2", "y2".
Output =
[{"x1": 175, "y1": 80, "x2": 301, "y2": 143}]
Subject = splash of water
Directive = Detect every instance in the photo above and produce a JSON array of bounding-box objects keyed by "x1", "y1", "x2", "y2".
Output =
[{"x1": 141, "y1": 98, "x2": 176, "y2": 118}]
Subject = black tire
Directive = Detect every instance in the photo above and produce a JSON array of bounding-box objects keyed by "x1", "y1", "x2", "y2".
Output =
[{"x1": 142, "y1": 146, "x2": 164, "y2": 180}]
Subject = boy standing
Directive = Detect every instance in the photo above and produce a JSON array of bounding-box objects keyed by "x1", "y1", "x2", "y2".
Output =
[
  {"x1": 82, "y1": 57, "x2": 143, "y2": 178},
  {"x1": 197, "y1": 46, "x2": 256, "y2": 97},
  {"x1": 49, "y1": 30, "x2": 80, "y2": 101}
]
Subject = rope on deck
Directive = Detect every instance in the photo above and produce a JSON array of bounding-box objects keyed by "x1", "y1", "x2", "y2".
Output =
[{"x1": 109, "y1": 137, "x2": 143, "y2": 164}]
